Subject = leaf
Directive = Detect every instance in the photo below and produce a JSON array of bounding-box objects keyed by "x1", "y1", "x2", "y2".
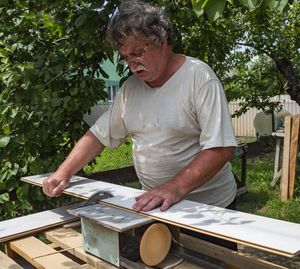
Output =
[
  {"x1": 3, "y1": 124, "x2": 10, "y2": 135},
  {"x1": 240, "y1": 0, "x2": 263, "y2": 11},
  {"x1": 51, "y1": 97, "x2": 63, "y2": 107},
  {"x1": 15, "y1": 134, "x2": 27, "y2": 145},
  {"x1": 0, "y1": 135, "x2": 10, "y2": 147},
  {"x1": 0, "y1": 193, "x2": 9, "y2": 203},
  {"x1": 34, "y1": 55, "x2": 46, "y2": 68},
  {"x1": 0, "y1": 170, "x2": 9, "y2": 183},
  {"x1": 205, "y1": 0, "x2": 226, "y2": 22},
  {"x1": 192, "y1": 0, "x2": 206, "y2": 16},
  {"x1": 266, "y1": 0, "x2": 288, "y2": 12},
  {"x1": 18, "y1": 200, "x2": 33, "y2": 212},
  {"x1": 80, "y1": 80, "x2": 87, "y2": 89},
  {"x1": 75, "y1": 14, "x2": 88, "y2": 28},
  {"x1": 1, "y1": 57, "x2": 9, "y2": 64},
  {"x1": 70, "y1": 87, "x2": 79, "y2": 96},
  {"x1": 17, "y1": 184, "x2": 30, "y2": 200},
  {"x1": 2, "y1": 71, "x2": 14, "y2": 86}
]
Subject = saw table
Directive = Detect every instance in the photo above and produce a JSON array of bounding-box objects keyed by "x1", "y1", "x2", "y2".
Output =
[
  {"x1": 2, "y1": 224, "x2": 296, "y2": 269},
  {"x1": 20, "y1": 174, "x2": 300, "y2": 257},
  {"x1": 1, "y1": 173, "x2": 300, "y2": 268},
  {"x1": 1, "y1": 202, "x2": 298, "y2": 268}
]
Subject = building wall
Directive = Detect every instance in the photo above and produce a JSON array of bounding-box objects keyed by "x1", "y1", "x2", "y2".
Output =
[{"x1": 99, "y1": 53, "x2": 126, "y2": 103}]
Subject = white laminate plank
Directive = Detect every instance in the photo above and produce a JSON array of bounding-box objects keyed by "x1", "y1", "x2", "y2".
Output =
[
  {"x1": 21, "y1": 174, "x2": 300, "y2": 257},
  {"x1": 22, "y1": 173, "x2": 144, "y2": 199},
  {"x1": 68, "y1": 204, "x2": 153, "y2": 232},
  {"x1": 0, "y1": 204, "x2": 79, "y2": 243}
]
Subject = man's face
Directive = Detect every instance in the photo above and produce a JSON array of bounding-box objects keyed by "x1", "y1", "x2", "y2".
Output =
[{"x1": 118, "y1": 35, "x2": 168, "y2": 87}]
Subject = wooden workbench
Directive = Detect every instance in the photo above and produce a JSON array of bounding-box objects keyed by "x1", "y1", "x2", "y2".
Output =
[
  {"x1": 1, "y1": 226, "x2": 208, "y2": 269},
  {"x1": 1, "y1": 225, "x2": 297, "y2": 269}
]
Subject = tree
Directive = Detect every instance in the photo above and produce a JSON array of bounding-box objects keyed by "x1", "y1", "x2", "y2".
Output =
[
  {"x1": 0, "y1": 0, "x2": 298, "y2": 220},
  {"x1": 166, "y1": 0, "x2": 299, "y2": 106},
  {"x1": 223, "y1": 1, "x2": 300, "y2": 106},
  {"x1": 0, "y1": 0, "x2": 121, "y2": 219}
]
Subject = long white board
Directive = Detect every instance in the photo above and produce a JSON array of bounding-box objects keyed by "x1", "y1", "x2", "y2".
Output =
[
  {"x1": 21, "y1": 174, "x2": 300, "y2": 257},
  {"x1": 0, "y1": 204, "x2": 78, "y2": 243}
]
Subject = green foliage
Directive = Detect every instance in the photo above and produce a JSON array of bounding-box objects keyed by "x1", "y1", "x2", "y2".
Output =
[
  {"x1": 0, "y1": 0, "x2": 298, "y2": 221},
  {"x1": 222, "y1": 3, "x2": 300, "y2": 111},
  {"x1": 190, "y1": 0, "x2": 289, "y2": 22},
  {"x1": 168, "y1": 0, "x2": 299, "y2": 108},
  {"x1": 0, "y1": 1, "x2": 121, "y2": 219}
]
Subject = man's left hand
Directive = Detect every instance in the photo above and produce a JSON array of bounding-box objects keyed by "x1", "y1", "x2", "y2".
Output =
[{"x1": 133, "y1": 181, "x2": 182, "y2": 212}]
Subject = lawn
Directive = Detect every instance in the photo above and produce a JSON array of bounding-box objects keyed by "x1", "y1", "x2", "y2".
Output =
[
  {"x1": 83, "y1": 137, "x2": 133, "y2": 174},
  {"x1": 84, "y1": 137, "x2": 300, "y2": 224},
  {"x1": 232, "y1": 156, "x2": 300, "y2": 223}
]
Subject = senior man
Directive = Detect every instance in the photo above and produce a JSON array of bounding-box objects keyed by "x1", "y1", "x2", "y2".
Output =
[{"x1": 43, "y1": 0, "x2": 238, "y2": 250}]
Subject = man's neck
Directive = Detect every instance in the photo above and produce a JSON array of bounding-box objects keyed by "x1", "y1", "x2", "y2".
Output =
[{"x1": 147, "y1": 53, "x2": 185, "y2": 88}]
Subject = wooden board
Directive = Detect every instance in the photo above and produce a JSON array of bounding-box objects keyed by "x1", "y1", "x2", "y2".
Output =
[
  {"x1": 0, "y1": 250, "x2": 23, "y2": 269},
  {"x1": 21, "y1": 174, "x2": 300, "y2": 257},
  {"x1": 3, "y1": 226, "x2": 292, "y2": 269},
  {"x1": 289, "y1": 115, "x2": 300, "y2": 199},
  {"x1": 44, "y1": 227, "x2": 290, "y2": 269},
  {"x1": 280, "y1": 116, "x2": 292, "y2": 201},
  {"x1": 0, "y1": 204, "x2": 79, "y2": 243},
  {"x1": 180, "y1": 234, "x2": 289, "y2": 269},
  {"x1": 8, "y1": 236, "x2": 86, "y2": 269}
]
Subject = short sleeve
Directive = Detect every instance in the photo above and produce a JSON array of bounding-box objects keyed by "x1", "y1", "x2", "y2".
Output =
[
  {"x1": 194, "y1": 78, "x2": 237, "y2": 150},
  {"x1": 89, "y1": 89, "x2": 128, "y2": 149}
]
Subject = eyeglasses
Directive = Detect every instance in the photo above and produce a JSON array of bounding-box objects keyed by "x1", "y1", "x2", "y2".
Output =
[{"x1": 118, "y1": 42, "x2": 150, "y2": 66}]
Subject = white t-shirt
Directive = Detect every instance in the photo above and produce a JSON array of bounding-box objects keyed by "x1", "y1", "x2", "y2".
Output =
[{"x1": 90, "y1": 56, "x2": 238, "y2": 207}]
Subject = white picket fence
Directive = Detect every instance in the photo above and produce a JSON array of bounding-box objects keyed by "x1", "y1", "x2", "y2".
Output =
[{"x1": 229, "y1": 95, "x2": 300, "y2": 137}]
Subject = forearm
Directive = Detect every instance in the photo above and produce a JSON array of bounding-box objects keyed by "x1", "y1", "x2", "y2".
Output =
[
  {"x1": 171, "y1": 147, "x2": 235, "y2": 197},
  {"x1": 133, "y1": 146, "x2": 235, "y2": 212},
  {"x1": 56, "y1": 130, "x2": 105, "y2": 178},
  {"x1": 43, "y1": 131, "x2": 105, "y2": 197}
]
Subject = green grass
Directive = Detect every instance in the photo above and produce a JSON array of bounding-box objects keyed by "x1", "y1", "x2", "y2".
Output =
[
  {"x1": 232, "y1": 156, "x2": 300, "y2": 224},
  {"x1": 83, "y1": 137, "x2": 133, "y2": 174},
  {"x1": 124, "y1": 181, "x2": 142, "y2": 189}
]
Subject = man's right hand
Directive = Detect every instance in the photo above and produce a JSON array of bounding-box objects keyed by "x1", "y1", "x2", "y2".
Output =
[
  {"x1": 42, "y1": 130, "x2": 105, "y2": 197},
  {"x1": 42, "y1": 173, "x2": 70, "y2": 197}
]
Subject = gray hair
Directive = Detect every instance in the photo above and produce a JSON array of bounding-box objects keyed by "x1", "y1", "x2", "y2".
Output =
[{"x1": 106, "y1": 1, "x2": 174, "y2": 50}]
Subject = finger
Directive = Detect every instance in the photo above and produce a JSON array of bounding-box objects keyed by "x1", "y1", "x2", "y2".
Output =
[
  {"x1": 160, "y1": 198, "x2": 172, "y2": 212},
  {"x1": 133, "y1": 195, "x2": 152, "y2": 211},
  {"x1": 135, "y1": 193, "x2": 144, "y2": 201},
  {"x1": 52, "y1": 180, "x2": 69, "y2": 196},
  {"x1": 43, "y1": 178, "x2": 56, "y2": 196},
  {"x1": 43, "y1": 177, "x2": 66, "y2": 197},
  {"x1": 141, "y1": 196, "x2": 163, "y2": 212}
]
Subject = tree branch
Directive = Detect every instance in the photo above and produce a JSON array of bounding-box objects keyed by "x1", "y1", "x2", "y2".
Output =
[
  {"x1": 45, "y1": 66, "x2": 81, "y2": 87},
  {"x1": 227, "y1": 41, "x2": 300, "y2": 105},
  {"x1": 53, "y1": 37, "x2": 70, "y2": 44},
  {"x1": 227, "y1": 41, "x2": 272, "y2": 57}
]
